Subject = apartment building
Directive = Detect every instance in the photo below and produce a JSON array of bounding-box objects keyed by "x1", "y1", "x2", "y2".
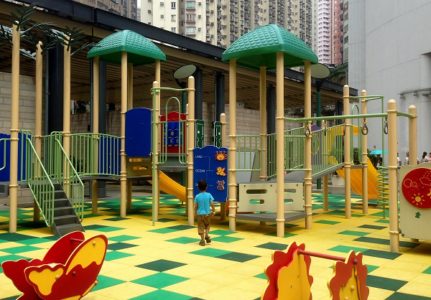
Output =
[
  {"x1": 74, "y1": 0, "x2": 138, "y2": 20},
  {"x1": 142, "y1": 0, "x2": 179, "y2": 32}
]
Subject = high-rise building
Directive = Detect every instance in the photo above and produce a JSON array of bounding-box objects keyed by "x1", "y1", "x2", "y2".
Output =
[
  {"x1": 142, "y1": 0, "x2": 314, "y2": 49},
  {"x1": 74, "y1": 0, "x2": 138, "y2": 20},
  {"x1": 316, "y1": 0, "x2": 344, "y2": 65},
  {"x1": 141, "y1": 0, "x2": 179, "y2": 33}
]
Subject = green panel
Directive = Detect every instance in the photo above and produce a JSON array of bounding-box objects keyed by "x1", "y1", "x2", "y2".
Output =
[
  {"x1": 136, "y1": 259, "x2": 186, "y2": 272},
  {"x1": 213, "y1": 121, "x2": 222, "y2": 147},
  {"x1": 132, "y1": 273, "x2": 188, "y2": 288},
  {"x1": 87, "y1": 30, "x2": 166, "y2": 65},
  {"x1": 222, "y1": 24, "x2": 318, "y2": 69}
]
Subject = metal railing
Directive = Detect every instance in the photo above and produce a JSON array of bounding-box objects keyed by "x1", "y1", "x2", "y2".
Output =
[
  {"x1": 0, "y1": 137, "x2": 9, "y2": 172},
  {"x1": 236, "y1": 134, "x2": 261, "y2": 171},
  {"x1": 25, "y1": 136, "x2": 55, "y2": 226},
  {"x1": 377, "y1": 166, "x2": 389, "y2": 218}
]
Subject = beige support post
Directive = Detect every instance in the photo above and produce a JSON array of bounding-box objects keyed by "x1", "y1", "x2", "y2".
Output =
[
  {"x1": 387, "y1": 99, "x2": 399, "y2": 252},
  {"x1": 155, "y1": 60, "x2": 161, "y2": 218},
  {"x1": 126, "y1": 63, "x2": 134, "y2": 211},
  {"x1": 323, "y1": 175, "x2": 329, "y2": 211},
  {"x1": 275, "y1": 52, "x2": 285, "y2": 237},
  {"x1": 9, "y1": 24, "x2": 20, "y2": 233},
  {"x1": 220, "y1": 112, "x2": 227, "y2": 221},
  {"x1": 63, "y1": 37, "x2": 71, "y2": 193},
  {"x1": 304, "y1": 61, "x2": 312, "y2": 229},
  {"x1": 120, "y1": 52, "x2": 128, "y2": 217},
  {"x1": 152, "y1": 81, "x2": 160, "y2": 224},
  {"x1": 187, "y1": 76, "x2": 195, "y2": 225},
  {"x1": 408, "y1": 105, "x2": 417, "y2": 166},
  {"x1": 92, "y1": 57, "x2": 100, "y2": 214},
  {"x1": 228, "y1": 60, "x2": 237, "y2": 232},
  {"x1": 343, "y1": 85, "x2": 352, "y2": 218},
  {"x1": 34, "y1": 41, "x2": 43, "y2": 222},
  {"x1": 259, "y1": 66, "x2": 267, "y2": 180},
  {"x1": 361, "y1": 90, "x2": 368, "y2": 214}
]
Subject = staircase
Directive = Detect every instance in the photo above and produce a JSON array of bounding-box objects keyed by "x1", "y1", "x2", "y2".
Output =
[{"x1": 25, "y1": 134, "x2": 84, "y2": 236}]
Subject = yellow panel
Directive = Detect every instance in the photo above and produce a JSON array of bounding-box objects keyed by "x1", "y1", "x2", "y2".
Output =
[
  {"x1": 277, "y1": 251, "x2": 311, "y2": 300},
  {"x1": 338, "y1": 274, "x2": 360, "y2": 300},
  {"x1": 27, "y1": 267, "x2": 64, "y2": 296},
  {"x1": 66, "y1": 236, "x2": 107, "y2": 275}
]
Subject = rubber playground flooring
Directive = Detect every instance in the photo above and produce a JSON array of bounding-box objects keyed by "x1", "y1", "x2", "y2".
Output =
[{"x1": 0, "y1": 193, "x2": 430, "y2": 300}]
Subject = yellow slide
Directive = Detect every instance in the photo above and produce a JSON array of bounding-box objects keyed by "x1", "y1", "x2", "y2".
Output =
[
  {"x1": 336, "y1": 158, "x2": 379, "y2": 199},
  {"x1": 159, "y1": 171, "x2": 186, "y2": 203}
]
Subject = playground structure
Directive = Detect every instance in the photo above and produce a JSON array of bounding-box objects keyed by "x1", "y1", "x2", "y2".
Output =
[
  {"x1": 262, "y1": 242, "x2": 369, "y2": 300},
  {"x1": 0, "y1": 20, "x2": 425, "y2": 253}
]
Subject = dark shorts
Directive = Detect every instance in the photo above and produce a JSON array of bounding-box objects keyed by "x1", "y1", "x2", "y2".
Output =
[{"x1": 197, "y1": 215, "x2": 211, "y2": 235}]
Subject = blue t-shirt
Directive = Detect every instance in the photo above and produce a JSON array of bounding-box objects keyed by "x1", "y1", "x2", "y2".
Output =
[{"x1": 194, "y1": 192, "x2": 214, "y2": 215}]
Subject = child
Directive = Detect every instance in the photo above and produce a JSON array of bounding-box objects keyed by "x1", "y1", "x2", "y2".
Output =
[{"x1": 194, "y1": 179, "x2": 215, "y2": 246}]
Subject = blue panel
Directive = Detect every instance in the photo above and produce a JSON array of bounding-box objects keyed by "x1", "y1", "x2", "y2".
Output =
[
  {"x1": 99, "y1": 136, "x2": 121, "y2": 175},
  {"x1": 0, "y1": 132, "x2": 29, "y2": 182},
  {"x1": 193, "y1": 146, "x2": 228, "y2": 202},
  {"x1": 0, "y1": 133, "x2": 11, "y2": 182},
  {"x1": 126, "y1": 108, "x2": 152, "y2": 157}
]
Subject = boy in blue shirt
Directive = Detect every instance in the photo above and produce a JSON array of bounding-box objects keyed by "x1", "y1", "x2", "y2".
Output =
[{"x1": 194, "y1": 179, "x2": 215, "y2": 246}]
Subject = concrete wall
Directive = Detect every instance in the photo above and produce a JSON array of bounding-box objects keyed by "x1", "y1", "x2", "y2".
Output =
[{"x1": 349, "y1": 0, "x2": 431, "y2": 160}]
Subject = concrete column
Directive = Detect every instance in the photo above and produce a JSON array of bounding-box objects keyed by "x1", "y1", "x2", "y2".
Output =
[
  {"x1": 9, "y1": 24, "x2": 20, "y2": 233},
  {"x1": 120, "y1": 52, "x2": 128, "y2": 217},
  {"x1": 215, "y1": 72, "x2": 225, "y2": 121},
  {"x1": 343, "y1": 85, "x2": 351, "y2": 218},
  {"x1": 228, "y1": 60, "x2": 237, "y2": 232},
  {"x1": 195, "y1": 68, "x2": 203, "y2": 120},
  {"x1": 275, "y1": 52, "x2": 285, "y2": 237},
  {"x1": 126, "y1": 63, "x2": 133, "y2": 211},
  {"x1": 47, "y1": 45, "x2": 64, "y2": 132},
  {"x1": 267, "y1": 84, "x2": 276, "y2": 134},
  {"x1": 63, "y1": 38, "x2": 71, "y2": 192},
  {"x1": 408, "y1": 105, "x2": 417, "y2": 166},
  {"x1": 387, "y1": 99, "x2": 399, "y2": 252}
]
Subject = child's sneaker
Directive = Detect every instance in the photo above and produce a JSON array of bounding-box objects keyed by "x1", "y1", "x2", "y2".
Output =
[
  {"x1": 199, "y1": 240, "x2": 205, "y2": 246},
  {"x1": 205, "y1": 236, "x2": 211, "y2": 243}
]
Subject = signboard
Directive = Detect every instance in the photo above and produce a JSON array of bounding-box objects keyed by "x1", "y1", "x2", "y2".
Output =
[{"x1": 193, "y1": 145, "x2": 228, "y2": 202}]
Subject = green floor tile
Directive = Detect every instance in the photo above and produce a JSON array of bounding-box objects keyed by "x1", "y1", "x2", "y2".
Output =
[
  {"x1": 165, "y1": 225, "x2": 195, "y2": 230},
  {"x1": 218, "y1": 252, "x2": 260, "y2": 262},
  {"x1": 265, "y1": 231, "x2": 296, "y2": 238},
  {"x1": 84, "y1": 224, "x2": 123, "y2": 232},
  {"x1": 212, "y1": 235, "x2": 243, "y2": 243},
  {"x1": 386, "y1": 293, "x2": 431, "y2": 300},
  {"x1": 158, "y1": 218, "x2": 175, "y2": 222},
  {"x1": 104, "y1": 217, "x2": 130, "y2": 221},
  {"x1": 137, "y1": 259, "x2": 186, "y2": 272},
  {"x1": 130, "y1": 289, "x2": 192, "y2": 300},
  {"x1": 367, "y1": 265, "x2": 379, "y2": 273},
  {"x1": 376, "y1": 219, "x2": 390, "y2": 224},
  {"x1": 132, "y1": 272, "x2": 188, "y2": 288},
  {"x1": 339, "y1": 230, "x2": 369, "y2": 237},
  {"x1": 366, "y1": 275, "x2": 407, "y2": 291},
  {"x1": 191, "y1": 248, "x2": 231, "y2": 257},
  {"x1": 256, "y1": 242, "x2": 288, "y2": 250},
  {"x1": 358, "y1": 224, "x2": 386, "y2": 230},
  {"x1": 209, "y1": 229, "x2": 234, "y2": 235},
  {"x1": 92, "y1": 275, "x2": 124, "y2": 291},
  {"x1": 105, "y1": 251, "x2": 134, "y2": 261},
  {"x1": 329, "y1": 245, "x2": 369, "y2": 253},
  {"x1": 315, "y1": 219, "x2": 340, "y2": 225},
  {"x1": 363, "y1": 249, "x2": 401, "y2": 260},
  {"x1": 354, "y1": 236, "x2": 418, "y2": 248},
  {"x1": 0, "y1": 233, "x2": 36, "y2": 242},
  {"x1": 423, "y1": 266, "x2": 431, "y2": 274},
  {"x1": 107, "y1": 242, "x2": 137, "y2": 251},
  {"x1": 18, "y1": 237, "x2": 54, "y2": 245},
  {"x1": 1, "y1": 245, "x2": 41, "y2": 254},
  {"x1": 109, "y1": 235, "x2": 140, "y2": 242},
  {"x1": 149, "y1": 227, "x2": 176, "y2": 234},
  {"x1": 0, "y1": 254, "x2": 29, "y2": 264},
  {"x1": 168, "y1": 237, "x2": 200, "y2": 244},
  {"x1": 255, "y1": 272, "x2": 267, "y2": 280}
]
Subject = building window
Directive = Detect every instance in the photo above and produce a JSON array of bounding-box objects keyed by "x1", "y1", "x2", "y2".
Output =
[
  {"x1": 186, "y1": 1, "x2": 195, "y2": 9},
  {"x1": 161, "y1": 14, "x2": 164, "y2": 19},
  {"x1": 171, "y1": 27, "x2": 176, "y2": 32},
  {"x1": 171, "y1": 14, "x2": 176, "y2": 22},
  {"x1": 160, "y1": 2, "x2": 164, "y2": 7},
  {"x1": 171, "y1": 2, "x2": 176, "y2": 9}
]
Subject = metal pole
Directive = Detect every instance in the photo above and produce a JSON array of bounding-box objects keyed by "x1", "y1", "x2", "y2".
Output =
[
  {"x1": 304, "y1": 61, "x2": 312, "y2": 229},
  {"x1": 155, "y1": 60, "x2": 161, "y2": 221},
  {"x1": 120, "y1": 52, "x2": 128, "y2": 217},
  {"x1": 343, "y1": 85, "x2": 351, "y2": 218},
  {"x1": 387, "y1": 99, "x2": 399, "y2": 252},
  {"x1": 316, "y1": 83, "x2": 322, "y2": 190},
  {"x1": 228, "y1": 60, "x2": 237, "y2": 232},
  {"x1": 63, "y1": 37, "x2": 71, "y2": 193},
  {"x1": 152, "y1": 81, "x2": 160, "y2": 224},
  {"x1": 92, "y1": 57, "x2": 99, "y2": 214},
  {"x1": 34, "y1": 41, "x2": 43, "y2": 222},
  {"x1": 260, "y1": 66, "x2": 267, "y2": 180},
  {"x1": 126, "y1": 63, "x2": 133, "y2": 211},
  {"x1": 361, "y1": 90, "x2": 368, "y2": 214},
  {"x1": 323, "y1": 175, "x2": 329, "y2": 211},
  {"x1": 9, "y1": 24, "x2": 20, "y2": 233},
  {"x1": 276, "y1": 52, "x2": 285, "y2": 237},
  {"x1": 220, "y1": 112, "x2": 227, "y2": 221},
  {"x1": 408, "y1": 105, "x2": 417, "y2": 166},
  {"x1": 187, "y1": 76, "x2": 195, "y2": 225}
]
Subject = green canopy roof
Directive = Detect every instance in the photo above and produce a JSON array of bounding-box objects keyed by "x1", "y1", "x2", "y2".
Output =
[
  {"x1": 222, "y1": 24, "x2": 318, "y2": 69},
  {"x1": 87, "y1": 30, "x2": 166, "y2": 65}
]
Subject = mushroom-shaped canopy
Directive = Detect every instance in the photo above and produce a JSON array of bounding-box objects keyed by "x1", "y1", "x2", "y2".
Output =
[
  {"x1": 222, "y1": 24, "x2": 318, "y2": 69},
  {"x1": 87, "y1": 30, "x2": 166, "y2": 65}
]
